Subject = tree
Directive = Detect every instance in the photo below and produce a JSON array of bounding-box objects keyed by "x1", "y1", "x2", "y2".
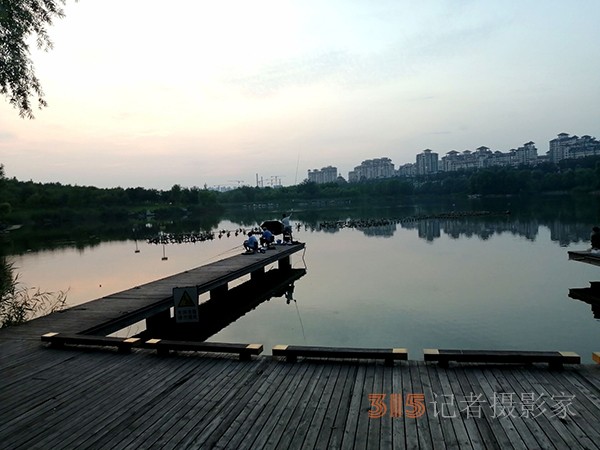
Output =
[{"x1": 0, "y1": 1, "x2": 66, "y2": 118}]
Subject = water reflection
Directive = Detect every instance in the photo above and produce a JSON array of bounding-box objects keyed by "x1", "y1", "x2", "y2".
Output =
[
  {"x1": 315, "y1": 215, "x2": 594, "y2": 246},
  {"x1": 569, "y1": 282, "x2": 600, "y2": 320},
  {"x1": 137, "y1": 268, "x2": 306, "y2": 342},
  {"x1": 4, "y1": 196, "x2": 600, "y2": 361}
]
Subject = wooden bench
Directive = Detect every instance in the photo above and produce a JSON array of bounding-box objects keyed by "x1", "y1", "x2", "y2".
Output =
[
  {"x1": 424, "y1": 349, "x2": 580, "y2": 369},
  {"x1": 593, "y1": 352, "x2": 600, "y2": 364},
  {"x1": 272, "y1": 345, "x2": 408, "y2": 366},
  {"x1": 143, "y1": 339, "x2": 263, "y2": 360},
  {"x1": 41, "y1": 332, "x2": 141, "y2": 353}
]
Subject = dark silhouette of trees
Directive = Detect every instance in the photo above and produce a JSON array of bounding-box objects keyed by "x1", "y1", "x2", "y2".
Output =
[{"x1": 0, "y1": 0, "x2": 66, "y2": 118}]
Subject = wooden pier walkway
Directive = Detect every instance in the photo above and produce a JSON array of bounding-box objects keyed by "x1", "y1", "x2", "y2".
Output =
[
  {"x1": 1, "y1": 244, "x2": 599, "y2": 449},
  {"x1": 1, "y1": 336, "x2": 599, "y2": 449}
]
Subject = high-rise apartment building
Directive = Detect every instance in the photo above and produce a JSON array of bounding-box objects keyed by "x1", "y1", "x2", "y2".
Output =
[
  {"x1": 348, "y1": 158, "x2": 394, "y2": 182},
  {"x1": 307, "y1": 166, "x2": 338, "y2": 184},
  {"x1": 416, "y1": 149, "x2": 438, "y2": 175}
]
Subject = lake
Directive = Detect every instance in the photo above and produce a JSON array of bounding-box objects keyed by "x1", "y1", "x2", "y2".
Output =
[{"x1": 7, "y1": 196, "x2": 600, "y2": 362}]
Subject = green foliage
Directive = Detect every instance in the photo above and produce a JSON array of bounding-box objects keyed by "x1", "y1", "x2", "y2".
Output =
[
  {"x1": 0, "y1": 0, "x2": 67, "y2": 118},
  {"x1": 0, "y1": 257, "x2": 67, "y2": 328}
]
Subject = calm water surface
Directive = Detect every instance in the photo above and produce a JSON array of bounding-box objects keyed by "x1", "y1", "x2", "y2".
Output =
[{"x1": 10, "y1": 200, "x2": 600, "y2": 362}]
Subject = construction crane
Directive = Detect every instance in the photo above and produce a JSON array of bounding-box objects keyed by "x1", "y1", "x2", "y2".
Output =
[{"x1": 228, "y1": 180, "x2": 245, "y2": 187}]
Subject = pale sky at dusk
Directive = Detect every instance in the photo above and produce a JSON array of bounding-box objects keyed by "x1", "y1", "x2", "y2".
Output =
[{"x1": 1, "y1": 0, "x2": 599, "y2": 190}]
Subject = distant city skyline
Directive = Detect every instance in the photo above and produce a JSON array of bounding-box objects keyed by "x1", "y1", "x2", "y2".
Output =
[
  {"x1": 1, "y1": 1, "x2": 599, "y2": 190},
  {"x1": 308, "y1": 131, "x2": 599, "y2": 183}
]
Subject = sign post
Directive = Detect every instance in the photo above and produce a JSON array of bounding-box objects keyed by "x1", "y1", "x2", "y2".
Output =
[{"x1": 173, "y1": 287, "x2": 199, "y2": 323}]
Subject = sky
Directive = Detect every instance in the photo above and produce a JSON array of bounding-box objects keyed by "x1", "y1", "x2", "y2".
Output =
[{"x1": 1, "y1": 0, "x2": 599, "y2": 190}]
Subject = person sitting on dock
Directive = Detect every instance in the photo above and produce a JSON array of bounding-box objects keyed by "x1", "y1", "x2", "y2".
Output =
[
  {"x1": 591, "y1": 227, "x2": 600, "y2": 252},
  {"x1": 243, "y1": 231, "x2": 259, "y2": 254},
  {"x1": 282, "y1": 212, "x2": 293, "y2": 243},
  {"x1": 260, "y1": 228, "x2": 275, "y2": 249}
]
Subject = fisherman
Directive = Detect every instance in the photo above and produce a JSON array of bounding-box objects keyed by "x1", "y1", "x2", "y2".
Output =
[
  {"x1": 260, "y1": 228, "x2": 275, "y2": 248},
  {"x1": 281, "y1": 212, "x2": 292, "y2": 243},
  {"x1": 243, "y1": 231, "x2": 259, "y2": 254}
]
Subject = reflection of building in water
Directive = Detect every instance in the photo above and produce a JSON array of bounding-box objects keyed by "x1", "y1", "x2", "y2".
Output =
[
  {"x1": 417, "y1": 220, "x2": 441, "y2": 241},
  {"x1": 357, "y1": 223, "x2": 397, "y2": 238},
  {"x1": 504, "y1": 219, "x2": 539, "y2": 241},
  {"x1": 312, "y1": 214, "x2": 595, "y2": 246},
  {"x1": 400, "y1": 217, "x2": 541, "y2": 242},
  {"x1": 548, "y1": 220, "x2": 593, "y2": 247}
]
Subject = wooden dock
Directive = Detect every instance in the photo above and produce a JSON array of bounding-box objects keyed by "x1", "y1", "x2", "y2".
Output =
[
  {"x1": 1, "y1": 336, "x2": 600, "y2": 449},
  {"x1": 568, "y1": 250, "x2": 600, "y2": 267},
  {"x1": 1, "y1": 244, "x2": 600, "y2": 449}
]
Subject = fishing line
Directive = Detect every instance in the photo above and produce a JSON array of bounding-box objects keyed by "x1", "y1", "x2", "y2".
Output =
[
  {"x1": 294, "y1": 152, "x2": 300, "y2": 185},
  {"x1": 294, "y1": 296, "x2": 307, "y2": 344}
]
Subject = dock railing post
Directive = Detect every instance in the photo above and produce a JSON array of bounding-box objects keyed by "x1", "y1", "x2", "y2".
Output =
[
  {"x1": 146, "y1": 309, "x2": 171, "y2": 334},
  {"x1": 278, "y1": 256, "x2": 291, "y2": 271}
]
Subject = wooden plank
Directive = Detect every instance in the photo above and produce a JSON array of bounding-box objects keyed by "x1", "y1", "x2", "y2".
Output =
[
  {"x1": 1, "y1": 352, "x2": 153, "y2": 448},
  {"x1": 183, "y1": 361, "x2": 293, "y2": 450},
  {"x1": 143, "y1": 338, "x2": 263, "y2": 360},
  {"x1": 366, "y1": 362, "x2": 384, "y2": 449},
  {"x1": 152, "y1": 359, "x2": 274, "y2": 449},
  {"x1": 463, "y1": 366, "x2": 527, "y2": 450},
  {"x1": 520, "y1": 368, "x2": 597, "y2": 450},
  {"x1": 272, "y1": 344, "x2": 407, "y2": 364},
  {"x1": 339, "y1": 363, "x2": 368, "y2": 449},
  {"x1": 503, "y1": 367, "x2": 572, "y2": 449},
  {"x1": 41, "y1": 332, "x2": 141, "y2": 353},
  {"x1": 402, "y1": 361, "x2": 420, "y2": 450},
  {"x1": 423, "y1": 361, "x2": 466, "y2": 449},
  {"x1": 484, "y1": 366, "x2": 556, "y2": 450},
  {"x1": 263, "y1": 362, "x2": 329, "y2": 449},
  {"x1": 284, "y1": 363, "x2": 343, "y2": 450},
  {"x1": 452, "y1": 365, "x2": 502, "y2": 449},
  {"x1": 391, "y1": 361, "x2": 407, "y2": 450},
  {"x1": 284, "y1": 362, "x2": 337, "y2": 449},
  {"x1": 326, "y1": 364, "x2": 359, "y2": 450},
  {"x1": 424, "y1": 348, "x2": 580, "y2": 368},
  {"x1": 351, "y1": 363, "x2": 377, "y2": 450},
  {"x1": 37, "y1": 355, "x2": 214, "y2": 450},
  {"x1": 444, "y1": 365, "x2": 487, "y2": 449},
  {"x1": 378, "y1": 364, "x2": 394, "y2": 450},
  {"x1": 538, "y1": 369, "x2": 600, "y2": 447},
  {"x1": 417, "y1": 360, "x2": 448, "y2": 450},
  {"x1": 409, "y1": 360, "x2": 434, "y2": 450},
  {"x1": 96, "y1": 357, "x2": 241, "y2": 450},
  {"x1": 249, "y1": 361, "x2": 315, "y2": 449},
  {"x1": 593, "y1": 352, "x2": 600, "y2": 364},
  {"x1": 233, "y1": 363, "x2": 323, "y2": 450},
  {"x1": 0, "y1": 351, "x2": 133, "y2": 438}
]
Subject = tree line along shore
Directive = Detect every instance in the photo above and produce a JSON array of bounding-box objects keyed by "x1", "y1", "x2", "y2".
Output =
[{"x1": 1, "y1": 157, "x2": 600, "y2": 235}]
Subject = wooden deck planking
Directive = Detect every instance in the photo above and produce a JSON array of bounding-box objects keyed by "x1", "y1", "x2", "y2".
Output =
[
  {"x1": 503, "y1": 367, "x2": 573, "y2": 449},
  {"x1": 1, "y1": 345, "x2": 600, "y2": 449},
  {"x1": 424, "y1": 364, "x2": 465, "y2": 449},
  {"x1": 327, "y1": 363, "x2": 360, "y2": 450},
  {"x1": 417, "y1": 362, "x2": 448, "y2": 450},
  {"x1": 249, "y1": 361, "x2": 315, "y2": 449},
  {"x1": 148, "y1": 359, "x2": 272, "y2": 450},
  {"x1": 259, "y1": 362, "x2": 328, "y2": 450},
  {"x1": 460, "y1": 366, "x2": 520, "y2": 450},
  {"x1": 93, "y1": 356, "x2": 241, "y2": 450},
  {"x1": 523, "y1": 368, "x2": 599, "y2": 450},
  {"x1": 484, "y1": 367, "x2": 556, "y2": 450},
  {"x1": 537, "y1": 369, "x2": 600, "y2": 448},
  {"x1": 30, "y1": 352, "x2": 202, "y2": 450}
]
